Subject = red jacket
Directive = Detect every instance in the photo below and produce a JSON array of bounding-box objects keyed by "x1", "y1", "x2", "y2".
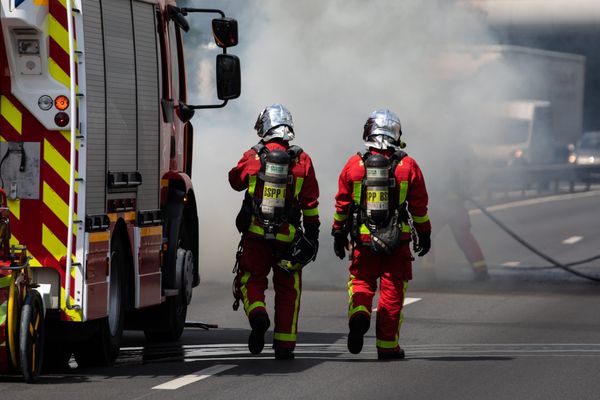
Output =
[
  {"x1": 332, "y1": 149, "x2": 430, "y2": 244},
  {"x1": 229, "y1": 140, "x2": 320, "y2": 243}
]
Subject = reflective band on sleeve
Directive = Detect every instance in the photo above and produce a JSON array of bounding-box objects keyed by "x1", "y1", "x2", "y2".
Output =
[
  {"x1": 294, "y1": 177, "x2": 304, "y2": 198},
  {"x1": 353, "y1": 181, "x2": 362, "y2": 204},
  {"x1": 401, "y1": 222, "x2": 410, "y2": 233},
  {"x1": 412, "y1": 214, "x2": 429, "y2": 224},
  {"x1": 359, "y1": 224, "x2": 371, "y2": 235},
  {"x1": 303, "y1": 207, "x2": 319, "y2": 217},
  {"x1": 273, "y1": 332, "x2": 297, "y2": 342},
  {"x1": 276, "y1": 224, "x2": 296, "y2": 243},
  {"x1": 248, "y1": 220, "x2": 264, "y2": 236},
  {"x1": 248, "y1": 175, "x2": 257, "y2": 197},
  {"x1": 333, "y1": 212, "x2": 348, "y2": 222},
  {"x1": 398, "y1": 181, "x2": 408, "y2": 204}
]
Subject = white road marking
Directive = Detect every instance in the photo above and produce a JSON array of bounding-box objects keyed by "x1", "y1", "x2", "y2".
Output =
[
  {"x1": 403, "y1": 297, "x2": 422, "y2": 306},
  {"x1": 562, "y1": 236, "x2": 583, "y2": 245},
  {"x1": 373, "y1": 297, "x2": 422, "y2": 312},
  {"x1": 468, "y1": 189, "x2": 600, "y2": 215},
  {"x1": 152, "y1": 364, "x2": 236, "y2": 390},
  {"x1": 502, "y1": 261, "x2": 521, "y2": 267}
]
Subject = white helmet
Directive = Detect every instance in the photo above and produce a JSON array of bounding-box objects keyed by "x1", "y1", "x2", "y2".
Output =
[
  {"x1": 254, "y1": 104, "x2": 295, "y2": 142},
  {"x1": 363, "y1": 109, "x2": 403, "y2": 150}
]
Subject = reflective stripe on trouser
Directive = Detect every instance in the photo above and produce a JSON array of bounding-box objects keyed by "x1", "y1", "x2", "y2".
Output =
[
  {"x1": 348, "y1": 245, "x2": 413, "y2": 352},
  {"x1": 238, "y1": 236, "x2": 301, "y2": 350},
  {"x1": 0, "y1": 285, "x2": 8, "y2": 372}
]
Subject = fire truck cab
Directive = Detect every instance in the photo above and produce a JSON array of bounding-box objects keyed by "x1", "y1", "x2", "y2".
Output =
[{"x1": 0, "y1": 0, "x2": 239, "y2": 380}]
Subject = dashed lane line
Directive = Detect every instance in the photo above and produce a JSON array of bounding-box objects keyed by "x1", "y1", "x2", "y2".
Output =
[
  {"x1": 152, "y1": 364, "x2": 236, "y2": 390},
  {"x1": 562, "y1": 236, "x2": 583, "y2": 245},
  {"x1": 502, "y1": 261, "x2": 521, "y2": 267}
]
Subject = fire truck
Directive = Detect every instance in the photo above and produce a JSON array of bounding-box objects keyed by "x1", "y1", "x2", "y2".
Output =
[{"x1": 0, "y1": 0, "x2": 240, "y2": 381}]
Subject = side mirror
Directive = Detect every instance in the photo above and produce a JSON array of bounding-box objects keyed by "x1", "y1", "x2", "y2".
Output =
[
  {"x1": 178, "y1": 102, "x2": 196, "y2": 123},
  {"x1": 216, "y1": 54, "x2": 241, "y2": 100},
  {"x1": 212, "y1": 18, "x2": 238, "y2": 48},
  {"x1": 168, "y1": 6, "x2": 190, "y2": 32}
]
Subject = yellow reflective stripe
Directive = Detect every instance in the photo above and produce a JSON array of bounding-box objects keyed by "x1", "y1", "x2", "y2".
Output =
[
  {"x1": 0, "y1": 275, "x2": 11, "y2": 288},
  {"x1": 275, "y1": 224, "x2": 296, "y2": 243},
  {"x1": 294, "y1": 177, "x2": 304, "y2": 198},
  {"x1": 42, "y1": 223, "x2": 66, "y2": 262},
  {"x1": 273, "y1": 332, "x2": 296, "y2": 342},
  {"x1": 7, "y1": 199, "x2": 19, "y2": 220},
  {"x1": 303, "y1": 207, "x2": 319, "y2": 217},
  {"x1": 398, "y1": 181, "x2": 408, "y2": 204},
  {"x1": 48, "y1": 58, "x2": 71, "y2": 89},
  {"x1": 359, "y1": 224, "x2": 370, "y2": 235},
  {"x1": 472, "y1": 260, "x2": 487, "y2": 269},
  {"x1": 248, "y1": 219, "x2": 264, "y2": 236},
  {"x1": 239, "y1": 271, "x2": 252, "y2": 315},
  {"x1": 60, "y1": 287, "x2": 82, "y2": 321},
  {"x1": 248, "y1": 175, "x2": 257, "y2": 197},
  {"x1": 348, "y1": 274, "x2": 371, "y2": 318},
  {"x1": 291, "y1": 271, "x2": 301, "y2": 335},
  {"x1": 247, "y1": 301, "x2": 266, "y2": 314},
  {"x1": 376, "y1": 338, "x2": 399, "y2": 349},
  {"x1": 333, "y1": 212, "x2": 347, "y2": 222},
  {"x1": 401, "y1": 222, "x2": 410, "y2": 233},
  {"x1": 1, "y1": 95, "x2": 22, "y2": 134},
  {"x1": 44, "y1": 139, "x2": 71, "y2": 186},
  {"x1": 412, "y1": 214, "x2": 429, "y2": 224},
  {"x1": 353, "y1": 181, "x2": 361, "y2": 204}
]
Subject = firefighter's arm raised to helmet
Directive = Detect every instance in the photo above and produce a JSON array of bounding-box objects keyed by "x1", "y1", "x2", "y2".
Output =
[
  {"x1": 406, "y1": 159, "x2": 432, "y2": 233},
  {"x1": 228, "y1": 149, "x2": 257, "y2": 191}
]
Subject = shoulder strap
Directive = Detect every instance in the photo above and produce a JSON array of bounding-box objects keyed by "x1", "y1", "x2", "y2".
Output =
[
  {"x1": 389, "y1": 150, "x2": 408, "y2": 172},
  {"x1": 251, "y1": 142, "x2": 268, "y2": 156},
  {"x1": 287, "y1": 145, "x2": 303, "y2": 159}
]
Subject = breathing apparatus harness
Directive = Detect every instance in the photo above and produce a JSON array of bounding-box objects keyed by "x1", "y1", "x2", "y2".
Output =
[
  {"x1": 232, "y1": 142, "x2": 316, "y2": 310},
  {"x1": 349, "y1": 149, "x2": 410, "y2": 255}
]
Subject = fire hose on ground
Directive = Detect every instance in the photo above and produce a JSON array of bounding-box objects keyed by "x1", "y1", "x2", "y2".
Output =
[{"x1": 466, "y1": 196, "x2": 600, "y2": 283}]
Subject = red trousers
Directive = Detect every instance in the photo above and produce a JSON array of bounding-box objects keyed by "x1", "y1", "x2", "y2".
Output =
[
  {"x1": 238, "y1": 236, "x2": 302, "y2": 350},
  {"x1": 348, "y1": 244, "x2": 412, "y2": 352}
]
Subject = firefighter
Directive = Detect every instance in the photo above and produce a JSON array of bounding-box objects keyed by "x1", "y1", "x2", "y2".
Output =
[
  {"x1": 425, "y1": 149, "x2": 489, "y2": 281},
  {"x1": 229, "y1": 104, "x2": 320, "y2": 360},
  {"x1": 332, "y1": 109, "x2": 431, "y2": 360}
]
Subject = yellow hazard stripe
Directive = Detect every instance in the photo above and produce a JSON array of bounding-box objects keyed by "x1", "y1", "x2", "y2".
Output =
[
  {"x1": 0, "y1": 299, "x2": 6, "y2": 326},
  {"x1": 0, "y1": 95, "x2": 22, "y2": 134},
  {"x1": 48, "y1": 58, "x2": 71, "y2": 89},
  {"x1": 42, "y1": 223, "x2": 67, "y2": 262},
  {"x1": 44, "y1": 138, "x2": 72, "y2": 186},
  {"x1": 44, "y1": 181, "x2": 75, "y2": 227},
  {"x1": 7, "y1": 199, "x2": 19, "y2": 220},
  {"x1": 48, "y1": 14, "x2": 70, "y2": 55},
  {"x1": 60, "y1": 287, "x2": 82, "y2": 321}
]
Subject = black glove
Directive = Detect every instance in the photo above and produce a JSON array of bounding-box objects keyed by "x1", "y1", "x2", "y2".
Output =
[
  {"x1": 304, "y1": 224, "x2": 320, "y2": 256},
  {"x1": 415, "y1": 230, "x2": 431, "y2": 257},
  {"x1": 332, "y1": 229, "x2": 349, "y2": 260}
]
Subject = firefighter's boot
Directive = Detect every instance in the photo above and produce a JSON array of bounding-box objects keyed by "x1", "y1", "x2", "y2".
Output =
[
  {"x1": 347, "y1": 313, "x2": 370, "y2": 354},
  {"x1": 274, "y1": 348, "x2": 295, "y2": 360},
  {"x1": 248, "y1": 312, "x2": 270, "y2": 355},
  {"x1": 378, "y1": 347, "x2": 406, "y2": 360}
]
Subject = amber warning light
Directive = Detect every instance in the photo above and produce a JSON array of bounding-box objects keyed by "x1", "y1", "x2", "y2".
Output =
[{"x1": 54, "y1": 95, "x2": 69, "y2": 111}]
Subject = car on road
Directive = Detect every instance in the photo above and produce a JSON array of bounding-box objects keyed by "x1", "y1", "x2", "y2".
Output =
[{"x1": 569, "y1": 131, "x2": 600, "y2": 165}]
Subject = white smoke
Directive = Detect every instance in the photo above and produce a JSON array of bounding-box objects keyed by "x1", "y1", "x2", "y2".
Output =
[{"x1": 187, "y1": 0, "x2": 523, "y2": 285}]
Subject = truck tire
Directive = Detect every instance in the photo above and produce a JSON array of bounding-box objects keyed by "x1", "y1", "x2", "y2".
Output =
[
  {"x1": 143, "y1": 196, "x2": 190, "y2": 343},
  {"x1": 74, "y1": 237, "x2": 126, "y2": 367},
  {"x1": 19, "y1": 290, "x2": 45, "y2": 383}
]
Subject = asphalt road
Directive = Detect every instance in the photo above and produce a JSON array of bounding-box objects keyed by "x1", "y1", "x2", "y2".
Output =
[{"x1": 1, "y1": 190, "x2": 599, "y2": 399}]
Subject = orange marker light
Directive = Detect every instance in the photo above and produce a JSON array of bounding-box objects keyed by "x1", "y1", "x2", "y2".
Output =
[{"x1": 54, "y1": 95, "x2": 69, "y2": 111}]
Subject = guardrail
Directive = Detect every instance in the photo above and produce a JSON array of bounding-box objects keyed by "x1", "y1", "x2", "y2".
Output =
[{"x1": 479, "y1": 163, "x2": 600, "y2": 198}]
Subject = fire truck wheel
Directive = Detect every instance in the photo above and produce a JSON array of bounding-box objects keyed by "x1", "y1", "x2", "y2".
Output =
[
  {"x1": 74, "y1": 237, "x2": 126, "y2": 367},
  {"x1": 19, "y1": 290, "x2": 45, "y2": 383},
  {"x1": 143, "y1": 295, "x2": 187, "y2": 343}
]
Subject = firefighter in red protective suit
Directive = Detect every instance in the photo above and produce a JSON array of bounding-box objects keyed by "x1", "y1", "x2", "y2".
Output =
[
  {"x1": 229, "y1": 104, "x2": 320, "y2": 360},
  {"x1": 332, "y1": 109, "x2": 431, "y2": 360}
]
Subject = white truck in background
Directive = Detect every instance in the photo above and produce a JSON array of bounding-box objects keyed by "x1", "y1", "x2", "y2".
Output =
[{"x1": 441, "y1": 45, "x2": 586, "y2": 165}]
